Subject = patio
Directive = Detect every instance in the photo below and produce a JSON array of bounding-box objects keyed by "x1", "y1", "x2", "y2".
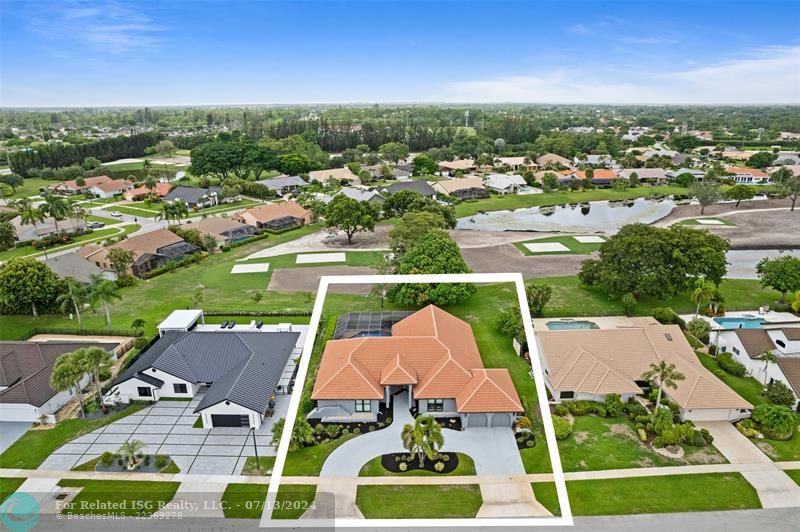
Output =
[{"x1": 38, "y1": 393, "x2": 289, "y2": 475}]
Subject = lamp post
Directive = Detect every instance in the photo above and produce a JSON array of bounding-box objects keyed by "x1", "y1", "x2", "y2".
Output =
[{"x1": 250, "y1": 426, "x2": 260, "y2": 472}]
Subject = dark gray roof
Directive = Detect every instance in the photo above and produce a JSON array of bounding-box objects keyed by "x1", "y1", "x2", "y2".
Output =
[
  {"x1": 1, "y1": 341, "x2": 119, "y2": 406},
  {"x1": 44, "y1": 252, "x2": 105, "y2": 283},
  {"x1": 115, "y1": 331, "x2": 299, "y2": 414},
  {"x1": 165, "y1": 186, "x2": 220, "y2": 204},
  {"x1": 256, "y1": 175, "x2": 308, "y2": 190},
  {"x1": 137, "y1": 373, "x2": 164, "y2": 387},
  {"x1": 385, "y1": 180, "x2": 436, "y2": 197}
]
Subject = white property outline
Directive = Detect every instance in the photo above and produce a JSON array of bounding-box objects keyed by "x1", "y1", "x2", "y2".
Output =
[{"x1": 261, "y1": 273, "x2": 573, "y2": 528}]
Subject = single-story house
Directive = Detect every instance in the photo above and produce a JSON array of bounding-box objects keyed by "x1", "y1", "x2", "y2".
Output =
[
  {"x1": 78, "y1": 228, "x2": 199, "y2": 278},
  {"x1": 10, "y1": 216, "x2": 85, "y2": 242},
  {"x1": 725, "y1": 167, "x2": 771, "y2": 184},
  {"x1": 43, "y1": 252, "x2": 116, "y2": 283},
  {"x1": 308, "y1": 305, "x2": 523, "y2": 428},
  {"x1": 383, "y1": 180, "x2": 436, "y2": 197},
  {"x1": 105, "y1": 328, "x2": 300, "y2": 429},
  {"x1": 573, "y1": 154, "x2": 619, "y2": 168},
  {"x1": 89, "y1": 179, "x2": 134, "y2": 198},
  {"x1": 666, "y1": 168, "x2": 706, "y2": 181},
  {"x1": 188, "y1": 216, "x2": 256, "y2": 247},
  {"x1": 617, "y1": 168, "x2": 668, "y2": 185},
  {"x1": 124, "y1": 182, "x2": 172, "y2": 201},
  {"x1": 484, "y1": 173, "x2": 527, "y2": 194},
  {"x1": 560, "y1": 169, "x2": 618, "y2": 186},
  {"x1": 535, "y1": 153, "x2": 572, "y2": 168},
  {"x1": 233, "y1": 200, "x2": 312, "y2": 231},
  {"x1": 431, "y1": 177, "x2": 487, "y2": 199},
  {"x1": 47, "y1": 175, "x2": 112, "y2": 195},
  {"x1": 536, "y1": 324, "x2": 753, "y2": 421},
  {"x1": 338, "y1": 187, "x2": 384, "y2": 204},
  {"x1": 0, "y1": 341, "x2": 121, "y2": 422},
  {"x1": 361, "y1": 164, "x2": 411, "y2": 180},
  {"x1": 165, "y1": 186, "x2": 222, "y2": 208},
  {"x1": 714, "y1": 326, "x2": 800, "y2": 408},
  {"x1": 495, "y1": 156, "x2": 536, "y2": 172},
  {"x1": 307, "y1": 167, "x2": 359, "y2": 185},
  {"x1": 437, "y1": 159, "x2": 476, "y2": 175},
  {"x1": 255, "y1": 175, "x2": 309, "y2": 196}
]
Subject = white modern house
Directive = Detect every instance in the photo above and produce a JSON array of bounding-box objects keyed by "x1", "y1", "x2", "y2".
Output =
[{"x1": 484, "y1": 173, "x2": 527, "y2": 194}]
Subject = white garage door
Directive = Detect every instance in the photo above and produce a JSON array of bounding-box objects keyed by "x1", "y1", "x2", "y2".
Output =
[
  {"x1": 468, "y1": 413, "x2": 488, "y2": 427},
  {"x1": 491, "y1": 413, "x2": 511, "y2": 427},
  {"x1": 0, "y1": 404, "x2": 37, "y2": 422}
]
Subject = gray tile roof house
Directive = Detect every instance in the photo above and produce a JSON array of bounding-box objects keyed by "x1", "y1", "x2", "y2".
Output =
[
  {"x1": 255, "y1": 175, "x2": 309, "y2": 195},
  {"x1": 165, "y1": 186, "x2": 222, "y2": 208},
  {"x1": 338, "y1": 187, "x2": 384, "y2": 203},
  {"x1": 383, "y1": 180, "x2": 436, "y2": 197},
  {"x1": 113, "y1": 331, "x2": 299, "y2": 416},
  {"x1": 43, "y1": 252, "x2": 115, "y2": 283},
  {"x1": 1, "y1": 341, "x2": 119, "y2": 421}
]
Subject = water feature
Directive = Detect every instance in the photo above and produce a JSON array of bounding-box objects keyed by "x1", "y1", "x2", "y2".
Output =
[
  {"x1": 712, "y1": 315, "x2": 766, "y2": 329},
  {"x1": 456, "y1": 198, "x2": 676, "y2": 233},
  {"x1": 545, "y1": 320, "x2": 600, "y2": 330}
]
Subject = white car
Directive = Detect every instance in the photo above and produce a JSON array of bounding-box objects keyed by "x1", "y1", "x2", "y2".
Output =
[{"x1": 109, "y1": 211, "x2": 123, "y2": 217}]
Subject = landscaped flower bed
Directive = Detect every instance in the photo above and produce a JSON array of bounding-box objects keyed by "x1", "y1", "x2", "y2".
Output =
[
  {"x1": 307, "y1": 400, "x2": 393, "y2": 437},
  {"x1": 515, "y1": 430, "x2": 536, "y2": 449},
  {"x1": 73, "y1": 452, "x2": 179, "y2": 473},
  {"x1": 381, "y1": 452, "x2": 460, "y2": 474}
]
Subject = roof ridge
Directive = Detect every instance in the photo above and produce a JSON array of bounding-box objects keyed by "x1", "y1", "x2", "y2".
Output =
[{"x1": 479, "y1": 369, "x2": 524, "y2": 410}]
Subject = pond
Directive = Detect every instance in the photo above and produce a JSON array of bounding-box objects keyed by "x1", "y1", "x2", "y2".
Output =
[{"x1": 456, "y1": 198, "x2": 676, "y2": 233}]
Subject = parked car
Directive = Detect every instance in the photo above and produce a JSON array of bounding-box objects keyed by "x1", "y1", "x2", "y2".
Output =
[
  {"x1": 109, "y1": 211, "x2": 123, "y2": 217},
  {"x1": 87, "y1": 221, "x2": 105, "y2": 229}
]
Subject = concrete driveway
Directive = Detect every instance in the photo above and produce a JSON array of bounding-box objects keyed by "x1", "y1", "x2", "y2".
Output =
[
  {"x1": 0, "y1": 421, "x2": 31, "y2": 453},
  {"x1": 39, "y1": 394, "x2": 288, "y2": 475}
]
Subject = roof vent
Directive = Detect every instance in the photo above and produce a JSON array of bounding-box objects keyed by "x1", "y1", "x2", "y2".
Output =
[{"x1": 665, "y1": 333, "x2": 673, "y2": 341}]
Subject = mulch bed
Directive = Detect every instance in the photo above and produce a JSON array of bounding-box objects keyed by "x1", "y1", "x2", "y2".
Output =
[
  {"x1": 380, "y1": 452, "x2": 460, "y2": 474},
  {"x1": 308, "y1": 400, "x2": 393, "y2": 440},
  {"x1": 515, "y1": 431, "x2": 536, "y2": 450},
  {"x1": 433, "y1": 416, "x2": 462, "y2": 431}
]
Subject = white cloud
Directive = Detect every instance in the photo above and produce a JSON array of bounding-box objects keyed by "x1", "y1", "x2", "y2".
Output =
[{"x1": 442, "y1": 46, "x2": 800, "y2": 104}]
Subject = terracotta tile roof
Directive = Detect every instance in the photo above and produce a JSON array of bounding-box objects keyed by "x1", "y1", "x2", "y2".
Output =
[
  {"x1": 191, "y1": 216, "x2": 251, "y2": 236},
  {"x1": 566, "y1": 169, "x2": 618, "y2": 180},
  {"x1": 93, "y1": 179, "x2": 133, "y2": 192},
  {"x1": 775, "y1": 358, "x2": 800, "y2": 395},
  {"x1": 536, "y1": 153, "x2": 571, "y2": 166},
  {"x1": 726, "y1": 167, "x2": 768, "y2": 177},
  {"x1": 537, "y1": 325, "x2": 752, "y2": 410},
  {"x1": 234, "y1": 201, "x2": 309, "y2": 225},
  {"x1": 312, "y1": 305, "x2": 522, "y2": 413},
  {"x1": 48, "y1": 175, "x2": 111, "y2": 191},
  {"x1": 125, "y1": 182, "x2": 171, "y2": 199},
  {"x1": 734, "y1": 329, "x2": 775, "y2": 358},
  {"x1": 307, "y1": 167, "x2": 358, "y2": 183},
  {"x1": 438, "y1": 159, "x2": 476, "y2": 171}
]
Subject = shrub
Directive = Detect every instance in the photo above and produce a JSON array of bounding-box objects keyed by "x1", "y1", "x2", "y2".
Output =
[
  {"x1": 552, "y1": 416, "x2": 572, "y2": 440},
  {"x1": 700, "y1": 428, "x2": 713, "y2": 445},
  {"x1": 134, "y1": 336, "x2": 150, "y2": 350},
  {"x1": 434, "y1": 461, "x2": 445, "y2": 472},
  {"x1": 100, "y1": 452, "x2": 115, "y2": 467},
  {"x1": 525, "y1": 439, "x2": 535, "y2": 447},
  {"x1": 652, "y1": 408, "x2": 674, "y2": 435},
  {"x1": 624, "y1": 400, "x2": 649, "y2": 420},
  {"x1": 385, "y1": 417, "x2": 393, "y2": 424},
  {"x1": 553, "y1": 404, "x2": 569, "y2": 417},
  {"x1": 398, "y1": 462, "x2": 408, "y2": 472},
  {"x1": 691, "y1": 430, "x2": 708, "y2": 447},
  {"x1": 368, "y1": 426, "x2": 376, "y2": 432},
  {"x1": 717, "y1": 353, "x2": 746, "y2": 377},
  {"x1": 377, "y1": 422, "x2": 385, "y2": 428},
  {"x1": 766, "y1": 380, "x2": 796, "y2": 407},
  {"x1": 442, "y1": 454, "x2": 450, "y2": 462},
  {"x1": 637, "y1": 428, "x2": 648, "y2": 442},
  {"x1": 144, "y1": 455, "x2": 151, "y2": 466},
  {"x1": 736, "y1": 418, "x2": 760, "y2": 438},
  {"x1": 686, "y1": 318, "x2": 711, "y2": 344},
  {"x1": 752, "y1": 404, "x2": 796, "y2": 440},
  {"x1": 353, "y1": 427, "x2": 361, "y2": 434},
  {"x1": 604, "y1": 394, "x2": 623, "y2": 417},
  {"x1": 117, "y1": 459, "x2": 123, "y2": 466},
  {"x1": 561, "y1": 400, "x2": 607, "y2": 417},
  {"x1": 154, "y1": 455, "x2": 168, "y2": 469},
  {"x1": 712, "y1": 368, "x2": 728, "y2": 380},
  {"x1": 652, "y1": 307, "x2": 686, "y2": 329}
]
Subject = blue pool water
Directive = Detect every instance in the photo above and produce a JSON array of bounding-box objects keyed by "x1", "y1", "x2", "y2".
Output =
[
  {"x1": 712, "y1": 316, "x2": 765, "y2": 329},
  {"x1": 546, "y1": 320, "x2": 600, "y2": 330}
]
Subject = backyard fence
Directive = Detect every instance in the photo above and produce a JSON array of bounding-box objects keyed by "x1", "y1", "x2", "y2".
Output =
[{"x1": 17, "y1": 327, "x2": 143, "y2": 341}]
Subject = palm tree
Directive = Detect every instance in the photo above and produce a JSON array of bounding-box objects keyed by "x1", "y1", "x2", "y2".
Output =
[
  {"x1": 50, "y1": 352, "x2": 89, "y2": 418},
  {"x1": 56, "y1": 277, "x2": 89, "y2": 328},
  {"x1": 75, "y1": 346, "x2": 114, "y2": 407},
  {"x1": 172, "y1": 200, "x2": 189, "y2": 225},
  {"x1": 157, "y1": 202, "x2": 174, "y2": 225},
  {"x1": 691, "y1": 277, "x2": 716, "y2": 318},
  {"x1": 761, "y1": 350, "x2": 778, "y2": 387},
  {"x1": 40, "y1": 193, "x2": 70, "y2": 233},
  {"x1": 69, "y1": 203, "x2": 87, "y2": 229},
  {"x1": 143, "y1": 175, "x2": 157, "y2": 199},
  {"x1": 143, "y1": 159, "x2": 152, "y2": 178},
  {"x1": 401, "y1": 415, "x2": 444, "y2": 468},
  {"x1": 118, "y1": 439, "x2": 146, "y2": 470},
  {"x1": 641, "y1": 361, "x2": 685, "y2": 411},
  {"x1": 88, "y1": 274, "x2": 122, "y2": 327},
  {"x1": 13, "y1": 197, "x2": 44, "y2": 233}
]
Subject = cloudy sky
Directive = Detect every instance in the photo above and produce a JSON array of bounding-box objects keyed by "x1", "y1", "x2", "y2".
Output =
[{"x1": 1, "y1": 0, "x2": 798, "y2": 106}]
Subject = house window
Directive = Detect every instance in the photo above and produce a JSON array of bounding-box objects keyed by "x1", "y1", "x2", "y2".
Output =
[
  {"x1": 173, "y1": 383, "x2": 188, "y2": 394},
  {"x1": 776, "y1": 339, "x2": 786, "y2": 349},
  {"x1": 137, "y1": 387, "x2": 152, "y2": 397},
  {"x1": 427, "y1": 399, "x2": 444, "y2": 412},
  {"x1": 732, "y1": 347, "x2": 740, "y2": 355},
  {"x1": 354, "y1": 399, "x2": 371, "y2": 412},
  {"x1": 560, "y1": 391, "x2": 575, "y2": 399}
]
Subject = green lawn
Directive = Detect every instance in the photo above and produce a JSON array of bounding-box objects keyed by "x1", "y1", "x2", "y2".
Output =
[
  {"x1": 753, "y1": 413, "x2": 800, "y2": 462},
  {"x1": 272, "y1": 485, "x2": 317, "y2": 519},
  {"x1": 0, "y1": 224, "x2": 140, "y2": 262},
  {"x1": 6, "y1": 177, "x2": 52, "y2": 199},
  {"x1": 786, "y1": 470, "x2": 800, "y2": 486},
  {"x1": 0, "y1": 477, "x2": 25, "y2": 504},
  {"x1": 532, "y1": 473, "x2": 761, "y2": 516},
  {"x1": 242, "y1": 456, "x2": 276, "y2": 475},
  {"x1": 220, "y1": 483, "x2": 317, "y2": 519},
  {"x1": 86, "y1": 214, "x2": 116, "y2": 224},
  {"x1": 283, "y1": 433, "x2": 358, "y2": 476},
  {"x1": 679, "y1": 217, "x2": 736, "y2": 226},
  {"x1": 57, "y1": 479, "x2": 181, "y2": 517},
  {"x1": 556, "y1": 415, "x2": 726, "y2": 472},
  {"x1": 513, "y1": 235, "x2": 604, "y2": 256},
  {"x1": 695, "y1": 351, "x2": 767, "y2": 406},
  {"x1": 268, "y1": 250, "x2": 384, "y2": 270},
  {"x1": 356, "y1": 485, "x2": 482, "y2": 519},
  {"x1": 359, "y1": 453, "x2": 476, "y2": 476},
  {"x1": 453, "y1": 186, "x2": 689, "y2": 217},
  {"x1": 107, "y1": 205, "x2": 160, "y2": 218},
  {"x1": 0, "y1": 403, "x2": 147, "y2": 469}
]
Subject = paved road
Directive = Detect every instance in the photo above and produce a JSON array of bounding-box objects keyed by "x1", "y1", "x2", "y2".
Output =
[{"x1": 26, "y1": 508, "x2": 800, "y2": 531}]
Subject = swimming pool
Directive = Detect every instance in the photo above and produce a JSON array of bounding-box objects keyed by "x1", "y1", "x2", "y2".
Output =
[
  {"x1": 546, "y1": 320, "x2": 600, "y2": 330},
  {"x1": 712, "y1": 316, "x2": 766, "y2": 329}
]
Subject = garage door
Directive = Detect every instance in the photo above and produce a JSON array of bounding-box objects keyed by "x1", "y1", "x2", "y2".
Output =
[
  {"x1": 210, "y1": 414, "x2": 250, "y2": 427},
  {"x1": 491, "y1": 413, "x2": 511, "y2": 427},
  {"x1": 467, "y1": 413, "x2": 487, "y2": 427}
]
